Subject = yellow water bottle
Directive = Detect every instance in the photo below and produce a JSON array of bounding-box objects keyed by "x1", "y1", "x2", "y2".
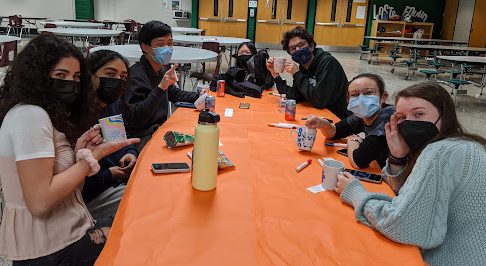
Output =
[{"x1": 192, "y1": 111, "x2": 221, "y2": 191}]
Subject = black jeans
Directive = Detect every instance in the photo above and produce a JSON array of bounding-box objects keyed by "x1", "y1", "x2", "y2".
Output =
[{"x1": 13, "y1": 218, "x2": 113, "y2": 266}]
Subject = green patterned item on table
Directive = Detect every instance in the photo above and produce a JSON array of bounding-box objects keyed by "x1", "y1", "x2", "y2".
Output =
[{"x1": 164, "y1": 131, "x2": 195, "y2": 148}]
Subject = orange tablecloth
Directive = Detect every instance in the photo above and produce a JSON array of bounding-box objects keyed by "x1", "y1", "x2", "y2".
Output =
[{"x1": 96, "y1": 93, "x2": 423, "y2": 265}]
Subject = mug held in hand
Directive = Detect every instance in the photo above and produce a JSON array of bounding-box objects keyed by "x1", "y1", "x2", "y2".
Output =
[
  {"x1": 98, "y1": 114, "x2": 127, "y2": 142},
  {"x1": 291, "y1": 126, "x2": 317, "y2": 151},
  {"x1": 322, "y1": 159, "x2": 345, "y2": 190}
]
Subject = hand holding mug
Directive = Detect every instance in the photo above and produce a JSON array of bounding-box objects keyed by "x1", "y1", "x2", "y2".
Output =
[
  {"x1": 284, "y1": 59, "x2": 299, "y2": 75},
  {"x1": 334, "y1": 172, "x2": 355, "y2": 195},
  {"x1": 266, "y1": 57, "x2": 279, "y2": 78},
  {"x1": 75, "y1": 124, "x2": 103, "y2": 154},
  {"x1": 304, "y1": 115, "x2": 331, "y2": 129}
]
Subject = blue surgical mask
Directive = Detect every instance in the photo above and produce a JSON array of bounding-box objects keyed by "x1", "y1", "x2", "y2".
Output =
[
  {"x1": 152, "y1": 46, "x2": 173, "y2": 65},
  {"x1": 291, "y1": 46, "x2": 312, "y2": 65},
  {"x1": 347, "y1": 95, "x2": 380, "y2": 118}
]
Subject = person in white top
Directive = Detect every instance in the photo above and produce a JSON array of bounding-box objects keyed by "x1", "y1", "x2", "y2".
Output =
[{"x1": 0, "y1": 35, "x2": 139, "y2": 265}]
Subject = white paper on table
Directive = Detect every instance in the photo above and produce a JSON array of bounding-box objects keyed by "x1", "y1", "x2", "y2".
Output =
[
  {"x1": 224, "y1": 108, "x2": 234, "y2": 117},
  {"x1": 306, "y1": 183, "x2": 326, "y2": 194},
  {"x1": 356, "y1": 6, "x2": 366, "y2": 19}
]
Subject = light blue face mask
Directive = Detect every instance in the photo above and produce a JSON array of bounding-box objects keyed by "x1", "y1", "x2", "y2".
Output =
[
  {"x1": 152, "y1": 46, "x2": 173, "y2": 65},
  {"x1": 347, "y1": 94, "x2": 381, "y2": 118}
]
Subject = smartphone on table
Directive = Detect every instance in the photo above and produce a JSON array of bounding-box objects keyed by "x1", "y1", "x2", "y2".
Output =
[
  {"x1": 151, "y1": 163, "x2": 191, "y2": 174},
  {"x1": 174, "y1": 102, "x2": 196, "y2": 109},
  {"x1": 337, "y1": 149, "x2": 348, "y2": 157},
  {"x1": 239, "y1": 103, "x2": 250, "y2": 109},
  {"x1": 345, "y1": 169, "x2": 382, "y2": 183}
]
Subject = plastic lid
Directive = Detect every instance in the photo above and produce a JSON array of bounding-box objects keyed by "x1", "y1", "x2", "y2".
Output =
[{"x1": 198, "y1": 110, "x2": 221, "y2": 124}]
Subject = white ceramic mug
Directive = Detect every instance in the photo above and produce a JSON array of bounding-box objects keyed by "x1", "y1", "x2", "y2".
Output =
[
  {"x1": 273, "y1": 57, "x2": 286, "y2": 73},
  {"x1": 98, "y1": 114, "x2": 127, "y2": 142},
  {"x1": 290, "y1": 126, "x2": 317, "y2": 151},
  {"x1": 322, "y1": 160, "x2": 345, "y2": 190}
]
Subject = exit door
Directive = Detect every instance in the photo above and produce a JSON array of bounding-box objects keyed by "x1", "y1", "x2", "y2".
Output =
[
  {"x1": 314, "y1": 0, "x2": 368, "y2": 47},
  {"x1": 199, "y1": 0, "x2": 248, "y2": 38},
  {"x1": 255, "y1": 0, "x2": 309, "y2": 45}
]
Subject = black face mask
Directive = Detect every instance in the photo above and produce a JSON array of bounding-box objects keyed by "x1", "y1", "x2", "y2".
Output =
[
  {"x1": 50, "y1": 78, "x2": 80, "y2": 105},
  {"x1": 96, "y1": 77, "x2": 127, "y2": 105},
  {"x1": 236, "y1": 54, "x2": 252, "y2": 69},
  {"x1": 398, "y1": 119, "x2": 440, "y2": 151}
]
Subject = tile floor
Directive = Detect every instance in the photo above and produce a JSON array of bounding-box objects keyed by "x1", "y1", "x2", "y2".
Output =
[{"x1": 0, "y1": 39, "x2": 485, "y2": 265}]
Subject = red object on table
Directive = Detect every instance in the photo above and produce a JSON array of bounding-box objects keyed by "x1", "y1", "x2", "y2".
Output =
[{"x1": 216, "y1": 80, "x2": 225, "y2": 97}]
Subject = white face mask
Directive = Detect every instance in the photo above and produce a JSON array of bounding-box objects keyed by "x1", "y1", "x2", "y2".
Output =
[{"x1": 347, "y1": 95, "x2": 380, "y2": 118}]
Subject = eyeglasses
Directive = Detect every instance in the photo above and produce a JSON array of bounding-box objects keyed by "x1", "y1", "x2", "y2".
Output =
[
  {"x1": 349, "y1": 88, "x2": 379, "y2": 98},
  {"x1": 288, "y1": 41, "x2": 308, "y2": 53}
]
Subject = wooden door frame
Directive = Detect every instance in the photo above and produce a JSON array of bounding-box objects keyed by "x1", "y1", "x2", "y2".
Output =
[{"x1": 193, "y1": 0, "x2": 317, "y2": 42}]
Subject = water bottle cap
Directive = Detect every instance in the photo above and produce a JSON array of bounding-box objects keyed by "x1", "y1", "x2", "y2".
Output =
[{"x1": 198, "y1": 110, "x2": 220, "y2": 124}]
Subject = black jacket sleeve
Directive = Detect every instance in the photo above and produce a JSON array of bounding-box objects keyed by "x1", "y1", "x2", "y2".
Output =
[
  {"x1": 124, "y1": 63, "x2": 171, "y2": 129},
  {"x1": 122, "y1": 89, "x2": 165, "y2": 130},
  {"x1": 167, "y1": 85, "x2": 199, "y2": 103},
  {"x1": 292, "y1": 56, "x2": 346, "y2": 109},
  {"x1": 123, "y1": 145, "x2": 139, "y2": 157},
  {"x1": 331, "y1": 119, "x2": 361, "y2": 140},
  {"x1": 351, "y1": 135, "x2": 388, "y2": 169}
]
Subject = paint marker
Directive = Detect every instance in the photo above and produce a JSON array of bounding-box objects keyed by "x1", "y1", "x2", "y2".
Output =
[
  {"x1": 317, "y1": 158, "x2": 325, "y2": 168},
  {"x1": 269, "y1": 92, "x2": 281, "y2": 97},
  {"x1": 324, "y1": 142, "x2": 348, "y2": 148},
  {"x1": 296, "y1": 159, "x2": 312, "y2": 173},
  {"x1": 301, "y1": 117, "x2": 333, "y2": 124},
  {"x1": 268, "y1": 123, "x2": 298, "y2": 129}
]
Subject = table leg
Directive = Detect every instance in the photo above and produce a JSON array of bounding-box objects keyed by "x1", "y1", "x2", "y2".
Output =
[
  {"x1": 178, "y1": 67, "x2": 183, "y2": 89},
  {"x1": 229, "y1": 46, "x2": 234, "y2": 67},
  {"x1": 450, "y1": 62, "x2": 455, "y2": 79}
]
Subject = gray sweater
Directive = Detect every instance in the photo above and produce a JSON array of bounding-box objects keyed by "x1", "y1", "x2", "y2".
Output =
[{"x1": 341, "y1": 138, "x2": 486, "y2": 265}]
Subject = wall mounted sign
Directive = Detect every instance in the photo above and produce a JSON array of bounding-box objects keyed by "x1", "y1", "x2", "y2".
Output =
[
  {"x1": 356, "y1": 6, "x2": 366, "y2": 19},
  {"x1": 373, "y1": 4, "x2": 428, "y2": 22}
]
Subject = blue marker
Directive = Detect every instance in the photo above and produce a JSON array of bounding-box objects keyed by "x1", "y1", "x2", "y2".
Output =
[{"x1": 324, "y1": 142, "x2": 348, "y2": 148}]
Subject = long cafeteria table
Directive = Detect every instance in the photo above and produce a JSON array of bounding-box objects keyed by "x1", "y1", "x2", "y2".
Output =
[{"x1": 95, "y1": 93, "x2": 424, "y2": 265}]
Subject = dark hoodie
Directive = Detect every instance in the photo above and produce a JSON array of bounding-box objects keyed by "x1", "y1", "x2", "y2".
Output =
[
  {"x1": 274, "y1": 48, "x2": 349, "y2": 119},
  {"x1": 124, "y1": 55, "x2": 199, "y2": 138}
]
